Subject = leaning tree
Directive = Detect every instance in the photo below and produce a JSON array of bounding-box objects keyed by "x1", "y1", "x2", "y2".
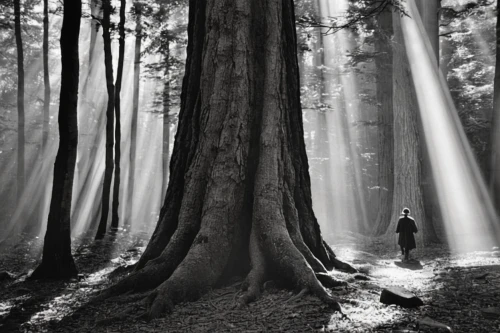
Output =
[{"x1": 99, "y1": 0, "x2": 354, "y2": 319}]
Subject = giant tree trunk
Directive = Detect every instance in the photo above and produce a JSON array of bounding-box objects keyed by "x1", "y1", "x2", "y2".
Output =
[
  {"x1": 111, "y1": 0, "x2": 126, "y2": 229},
  {"x1": 42, "y1": 0, "x2": 50, "y2": 157},
  {"x1": 14, "y1": 0, "x2": 25, "y2": 201},
  {"x1": 161, "y1": 51, "x2": 170, "y2": 203},
  {"x1": 491, "y1": 3, "x2": 500, "y2": 216},
  {"x1": 373, "y1": 8, "x2": 394, "y2": 236},
  {"x1": 99, "y1": 0, "x2": 354, "y2": 319},
  {"x1": 388, "y1": 12, "x2": 427, "y2": 246},
  {"x1": 95, "y1": 0, "x2": 115, "y2": 239},
  {"x1": 31, "y1": 0, "x2": 81, "y2": 280},
  {"x1": 127, "y1": 2, "x2": 142, "y2": 226}
]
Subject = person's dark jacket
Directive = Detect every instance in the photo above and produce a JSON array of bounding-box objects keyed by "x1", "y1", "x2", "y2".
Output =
[{"x1": 396, "y1": 215, "x2": 418, "y2": 250}]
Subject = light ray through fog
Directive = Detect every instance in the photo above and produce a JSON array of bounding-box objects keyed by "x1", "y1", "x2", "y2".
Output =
[
  {"x1": 401, "y1": 0, "x2": 500, "y2": 252},
  {"x1": 0, "y1": 9, "x2": 168, "y2": 246},
  {"x1": 304, "y1": 0, "x2": 368, "y2": 241}
]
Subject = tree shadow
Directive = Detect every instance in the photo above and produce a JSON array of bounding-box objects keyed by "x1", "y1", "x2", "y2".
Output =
[
  {"x1": 394, "y1": 259, "x2": 423, "y2": 270},
  {"x1": 0, "y1": 279, "x2": 70, "y2": 331}
]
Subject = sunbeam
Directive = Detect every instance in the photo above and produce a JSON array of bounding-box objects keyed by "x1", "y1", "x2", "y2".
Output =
[{"x1": 401, "y1": 0, "x2": 500, "y2": 252}]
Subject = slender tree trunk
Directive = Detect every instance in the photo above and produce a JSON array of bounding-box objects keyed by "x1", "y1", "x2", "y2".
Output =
[
  {"x1": 99, "y1": 0, "x2": 355, "y2": 318},
  {"x1": 373, "y1": 8, "x2": 394, "y2": 236},
  {"x1": 31, "y1": 0, "x2": 81, "y2": 280},
  {"x1": 43, "y1": 0, "x2": 50, "y2": 157},
  {"x1": 161, "y1": 51, "x2": 170, "y2": 203},
  {"x1": 388, "y1": 12, "x2": 427, "y2": 246},
  {"x1": 127, "y1": 2, "x2": 142, "y2": 227},
  {"x1": 490, "y1": 3, "x2": 500, "y2": 216},
  {"x1": 14, "y1": 0, "x2": 25, "y2": 201},
  {"x1": 95, "y1": 0, "x2": 115, "y2": 239},
  {"x1": 111, "y1": 0, "x2": 126, "y2": 229}
]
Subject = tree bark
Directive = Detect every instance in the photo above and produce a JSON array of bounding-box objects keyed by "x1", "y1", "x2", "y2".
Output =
[
  {"x1": 388, "y1": 12, "x2": 427, "y2": 246},
  {"x1": 43, "y1": 0, "x2": 50, "y2": 157},
  {"x1": 111, "y1": 0, "x2": 126, "y2": 229},
  {"x1": 127, "y1": 2, "x2": 142, "y2": 227},
  {"x1": 14, "y1": 0, "x2": 25, "y2": 201},
  {"x1": 161, "y1": 51, "x2": 170, "y2": 203},
  {"x1": 373, "y1": 8, "x2": 394, "y2": 236},
  {"x1": 31, "y1": 0, "x2": 81, "y2": 280},
  {"x1": 416, "y1": 0, "x2": 441, "y2": 243},
  {"x1": 95, "y1": 0, "x2": 115, "y2": 239},
  {"x1": 491, "y1": 2, "x2": 500, "y2": 216},
  {"x1": 99, "y1": 0, "x2": 354, "y2": 318}
]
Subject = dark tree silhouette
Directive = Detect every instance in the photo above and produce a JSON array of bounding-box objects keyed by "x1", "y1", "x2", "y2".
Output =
[
  {"x1": 14, "y1": 0, "x2": 25, "y2": 200},
  {"x1": 111, "y1": 0, "x2": 126, "y2": 229},
  {"x1": 127, "y1": 1, "x2": 143, "y2": 225},
  {"x1": 31, "y1": 0, "x2": 82, "y2": 279},
  {"x1": 96, "y1": 0, "x2": 116, "y2": 239}
]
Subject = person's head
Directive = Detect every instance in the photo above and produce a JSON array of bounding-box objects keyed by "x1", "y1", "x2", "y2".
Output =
[{"x1": 402, "y1": 208, "x2": 410, "y2": 216}]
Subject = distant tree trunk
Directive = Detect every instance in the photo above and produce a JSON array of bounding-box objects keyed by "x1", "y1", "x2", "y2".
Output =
[
  {"x1": 490, "y1": 3, "x2": 500, "y2": 216},
  {"x1": 43, "y1": 0, "x2": 50, "y2": 156},
  {"x1": 31, "y1": 0, "x2": 81, "y2": 280},
  {"x1": 99, "y1": 0, "x2": 354, "y2": 318},
  {"x1": 388, "y1": 12, "x2": 427, "y2": 245},
  {"x1": 111, "y1": 0, "x2": 126, "y2": 229},
  {"x1": 127, "y1": 2, "x2": 142, "y2": 226},
  {"x1": 95, "y1": 0, "x2": 115, "y2": 239},
  {"x1": 14, "y1": 0, "x2": 25, "y2": 201},
  {"x1": 416, "y1": 0, "x2": 440, "y2": 61},
  {"x1": 373, "y1": 8, "x2": 394, "y2": 236},
  {"x1": 416, "y1": 0, "x2": 441, "y2": 243},
  {"x1": 161, "y1": 51, "x2": 170, "y2": 203}
]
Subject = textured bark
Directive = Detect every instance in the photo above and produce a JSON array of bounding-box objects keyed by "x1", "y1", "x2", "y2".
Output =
[
  {"x1": 388, "y1": 12, "x2": 427, "y2": 246},
  {"x1": 42, "y1": 0, "x2": 50, "y2": 157},
  {"x1": 96, "y1": 0, "x2": 115, "y2": 239},
  {"x1": 127, "y1": 2, "x2": 142, "y2": 226},
  {"x1": 161, "y1": 50, "x2": 171, "y2": 202},
  {"x1": 416, "y1": 0, "x2": 441, "y2": 243},
  {"x1": 111, "y1": 0, "x2": 126, "y2": 229},
  {"x1": 14, "y1": 0, "x2": 25, "y2": 201},
  {"x1": 491, "y1": 3, "x2": 500, "y2": 216},
  {"x1": 31, "y1": 0, "x2": 81, "y2": 279},
  {"x1": 99, "y1": 0, "x2": 353, "y2": 318},
  {"x1": 373, "y1": 8, "x2": 394, "y2": 236}
]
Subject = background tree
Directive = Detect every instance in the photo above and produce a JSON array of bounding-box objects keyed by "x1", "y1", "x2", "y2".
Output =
[
  {"x1": 491, "y1": 0, "x2": 500, "y2": 216},
  {"x1": 388, "y1": 11, "x2": 427, "y2": 245},
  {"x1": 111, "y1": 0, "x2": 126, "y2": 229},
  {"x1": 14, "y1": 0, "x2": 25, "y2": 201},
  {"x1": 96, "y1": 0, "x2": 116, "y2": 239},
  {"x1": 127, "y1": 1, "x2": 143, "y2": 227},
  {"x1": 31, "y1": 0, "x2": 82, "y2": 279},
  {"x1": 98, "y1": 0, "x2": 354, "y2": 319},
  {"x1": 42, "y1": 0, "x2": 50, "y2": 158},
  {"x1": 373, "y1": 8, "x2": 394, "y2": 236}
]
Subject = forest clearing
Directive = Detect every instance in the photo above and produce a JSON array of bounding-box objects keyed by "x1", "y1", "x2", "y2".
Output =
[
  {"x1": 1, "y1": 0, "x2": 500, "y2": 331},
  {"x1": 2, "y1": 232, "x2": 500, "y2": 332}
]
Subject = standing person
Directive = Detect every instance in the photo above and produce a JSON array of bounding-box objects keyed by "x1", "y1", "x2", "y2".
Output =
[{"x1": 396, "y1": 208, "x2": 418, "y2": 262}]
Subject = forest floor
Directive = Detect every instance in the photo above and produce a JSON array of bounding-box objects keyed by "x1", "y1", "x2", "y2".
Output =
[{"x1": 1, "y1": 231, "x2": 500, "y2": 332}]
